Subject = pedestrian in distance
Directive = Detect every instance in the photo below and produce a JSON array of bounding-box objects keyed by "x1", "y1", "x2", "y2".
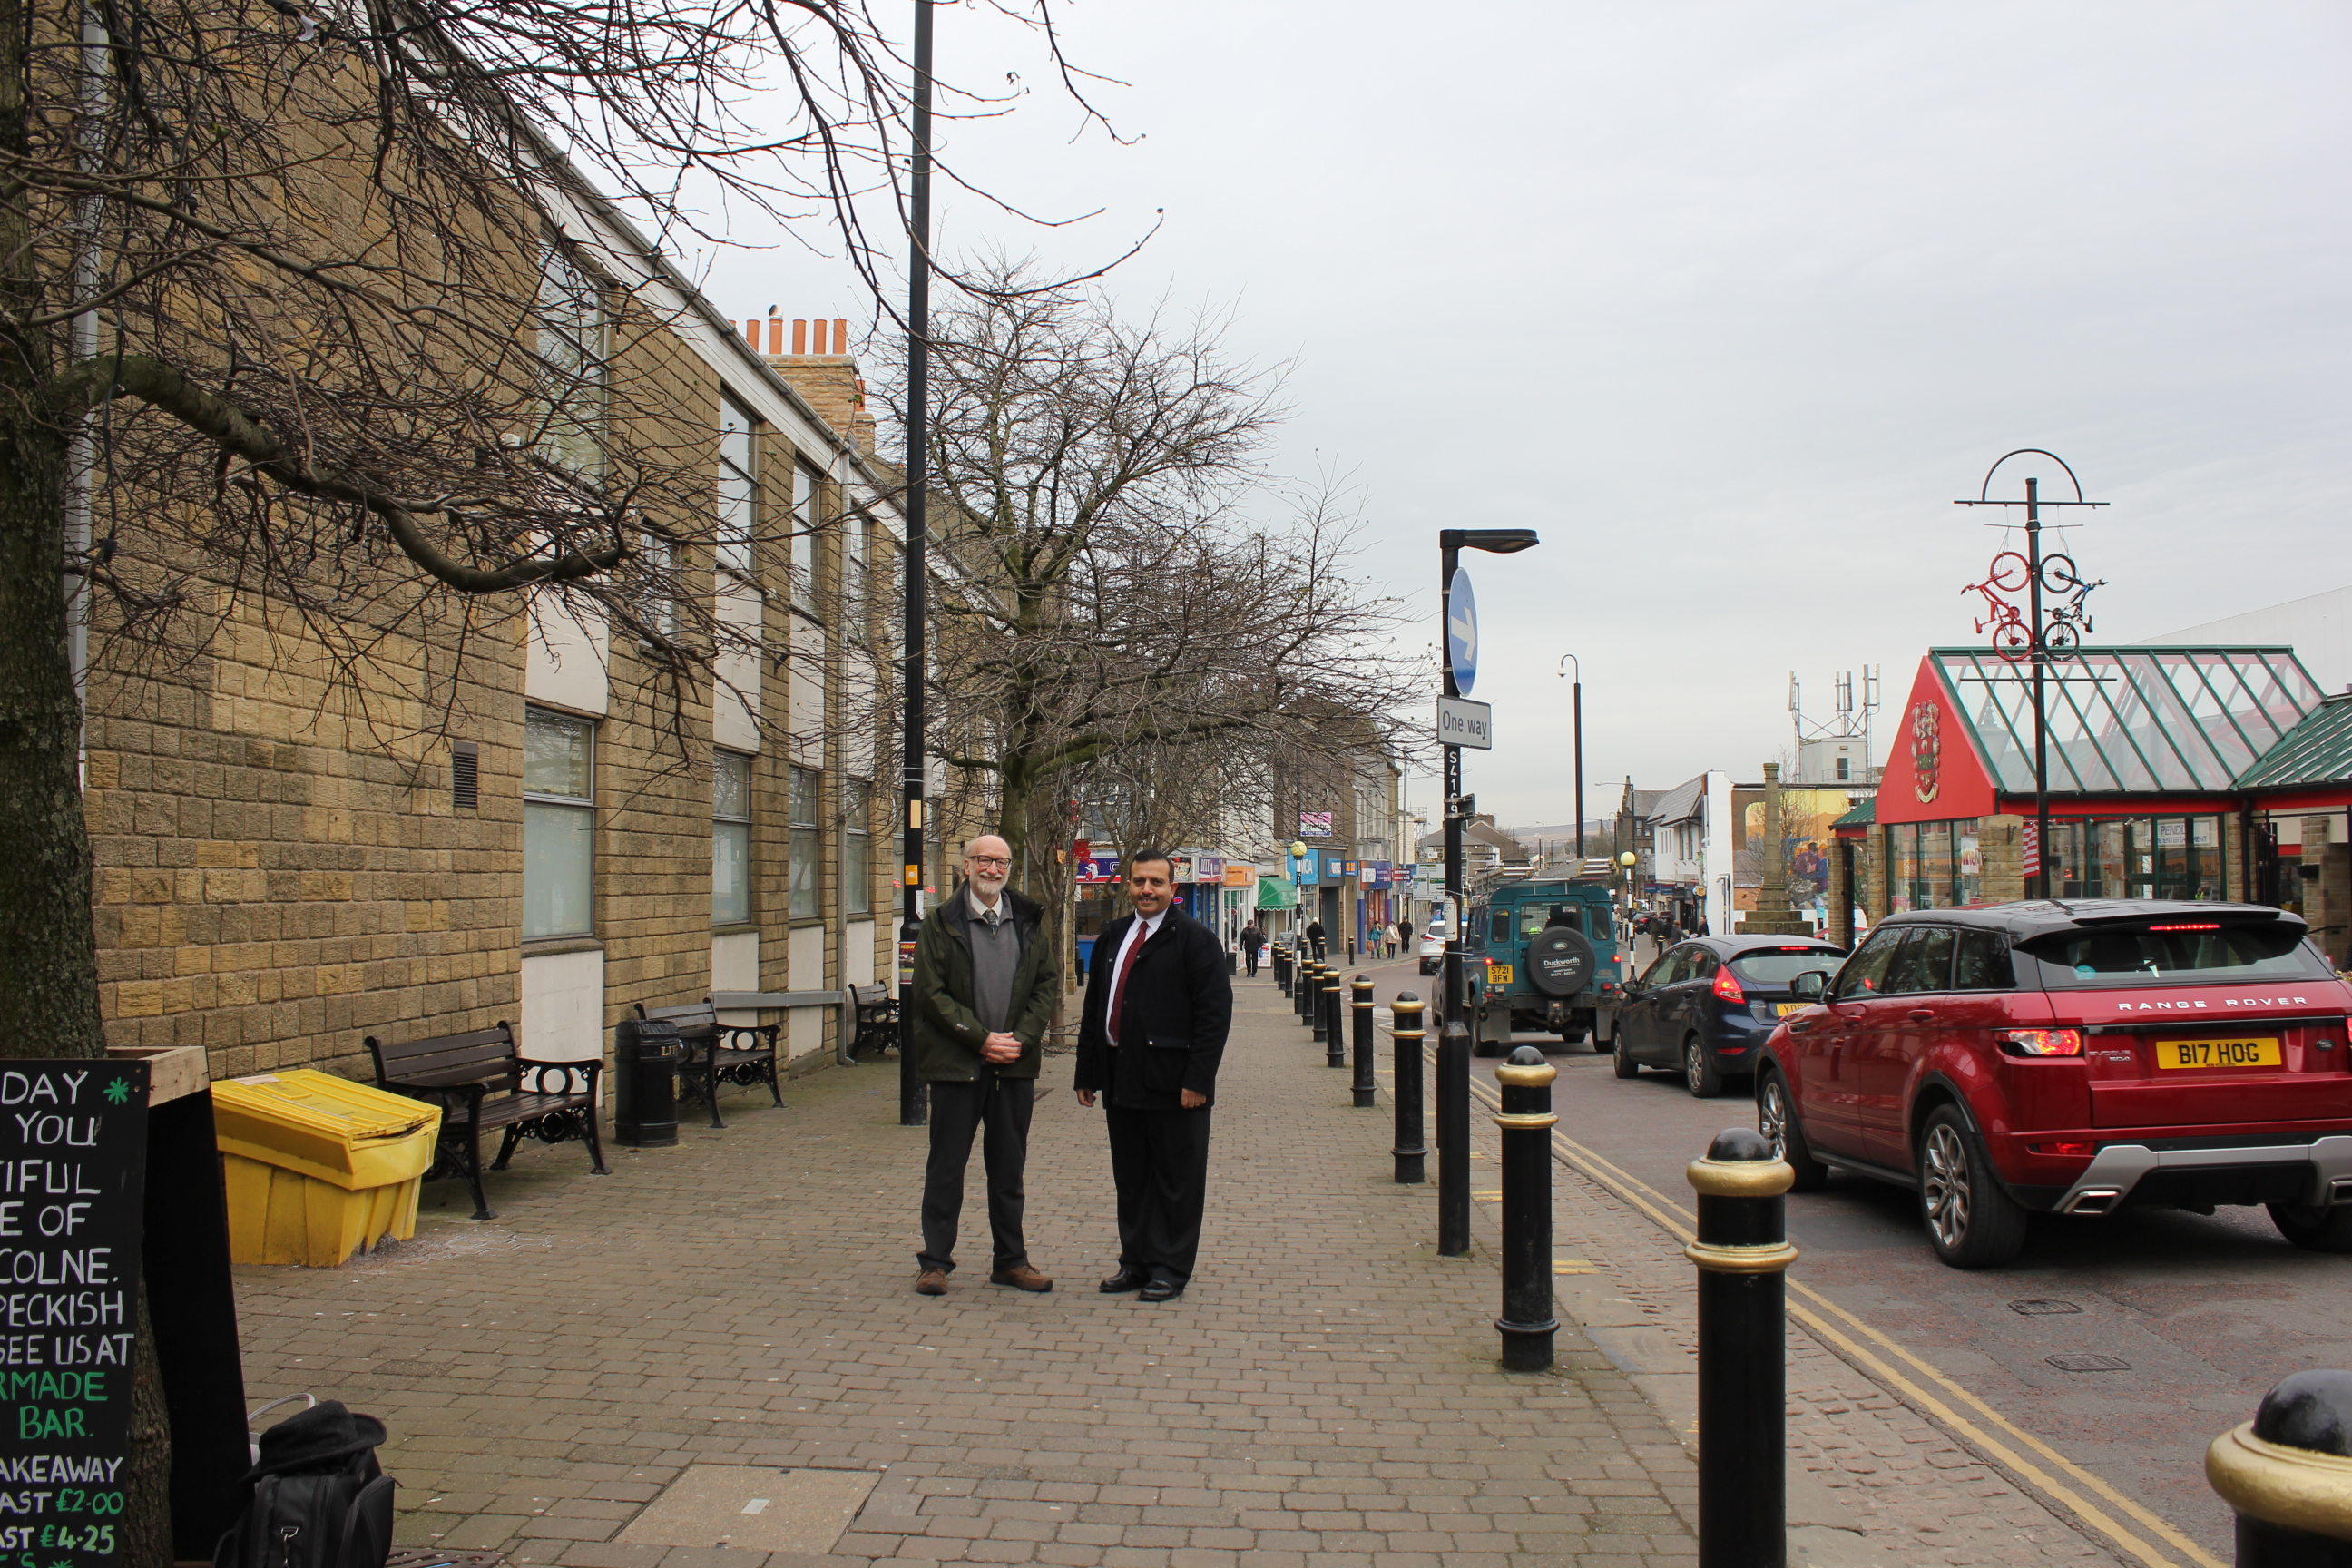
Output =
[
  {"x1": 1073, "y1": 850, "x2": 1233, "y2": 1302},
  {"x1": 911, "y1": 835, "x2": 1060, "y2": 1297},
  {"x1": 1304, "y1": 917, "x2": 1327, "y2": 959},
  {"x1": 1240, "y1": 921, "x2": 1263, "y2": 976}
]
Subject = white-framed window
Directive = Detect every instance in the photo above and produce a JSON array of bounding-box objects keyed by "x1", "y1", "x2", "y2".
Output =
[
  {"x1": 639, "y1": 529, "x2": 676, "y2": 635},
  {"x1": 713, "y1": 750, "x2": 752, "y2": 926},
  {"x1": 536, "y1": 240, "x2": 605, "y2": 477},
  {"x1": 789, "y1": 766, "x2": 822, "y2": 918},
  {"x1": 718, "y1": 395, "x2": 757, "y2": 576},
  {"x1": 790, "y1": 465, "x2": 818, "y2": 614},
  {"x1": 843, "y1": 779, "x2": 871, "y2": 916},
  {"x1": 524, "y1": 707, "x2": 595, "y2": 938},
  {"x1": 846, "y1": 513, "x2": 871, "y2": 633}
]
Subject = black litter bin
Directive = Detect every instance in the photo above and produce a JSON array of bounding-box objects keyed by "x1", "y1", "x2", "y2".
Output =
[{"x1": 613, "y1": 1016, "x2": 681, "y2": 1147}]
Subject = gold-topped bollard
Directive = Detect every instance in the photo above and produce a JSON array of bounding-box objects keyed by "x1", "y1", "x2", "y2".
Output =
[
  {"x1": 1390, "y1": 995, "x2": 1426, "y2": 1184},
  {"x1": 2207, "y1": 1369, "x2": 2352, "y2": 1566},
  {"x1": 1494, "y1": 1045, "x2": 1559, "y2": 1370},
  {"x1": 1687, "y1": 1127, "x2": 1798, "y2": 1568},
  {"x1": 1350, "y1": 975, "x2": 1377, "y2": 1106}
]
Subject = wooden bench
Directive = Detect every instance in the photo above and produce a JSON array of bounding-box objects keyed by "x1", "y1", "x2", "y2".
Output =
[
  {"x1": 848, "y1": 984, "x2": 899, "y2": 1062},
  {"x1": 635, "y1": 999, "x2": 779, "y2": 1129},
  {"x1": 364, "y1": 1022, "x2": 607, "y2": 1220}
]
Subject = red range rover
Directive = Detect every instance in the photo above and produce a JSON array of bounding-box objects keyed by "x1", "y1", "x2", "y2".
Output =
[{"x1": 1756, "y1": 899, "x2": 2352, "y2": 1268}]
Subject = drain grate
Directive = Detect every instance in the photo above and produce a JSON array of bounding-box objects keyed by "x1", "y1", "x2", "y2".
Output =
[
  {"x1": 387, "y1": 1552, "x2": 505, "y2": 1568},
  {"x1": 2047, "y1": 1353, "x2": 2131, "y2": 1372},
  {"x1": 2009, "y1": 1298, "x2": 2082, "y2": 1316}
]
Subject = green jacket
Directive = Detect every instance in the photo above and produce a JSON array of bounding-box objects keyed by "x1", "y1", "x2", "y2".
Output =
[{"x1": 911, "y1": 885, "x2": 1058, "y2": 1082}]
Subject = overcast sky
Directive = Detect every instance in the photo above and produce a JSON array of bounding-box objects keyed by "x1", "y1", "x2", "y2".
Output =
[{"x1": 690, "y1": 1, "x2": 2352, "y2": 832}]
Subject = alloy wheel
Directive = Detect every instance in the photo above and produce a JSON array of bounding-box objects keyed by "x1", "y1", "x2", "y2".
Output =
[
  {"x1": 1685, "y1": 1042, "x2": 1705, "y2": 1093},
  {"x1": 1922, "y1": 1123, "x2": 1972, "y2": 1250},
  {"x1": 1760, "y1": 1080, "x2": 1791, "y2": 1162}
]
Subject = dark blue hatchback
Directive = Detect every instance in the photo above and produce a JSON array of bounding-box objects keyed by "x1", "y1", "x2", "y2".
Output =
[{"x1": 1603, "y1": 935, "x2": 1846, "y2": 1097}]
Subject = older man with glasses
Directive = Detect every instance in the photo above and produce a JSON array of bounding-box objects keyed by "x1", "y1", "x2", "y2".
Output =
[{"x1": 910, "y1": 835, "x2": 1061, "y2": 1296}]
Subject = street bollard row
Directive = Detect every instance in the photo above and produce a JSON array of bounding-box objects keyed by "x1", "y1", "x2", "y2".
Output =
[
  {"x1": 1298, "y1": 957, "x2": 1318, "y2": 1030},
  {"x1": 1350, "y1": 975, "x2": 1376, "y2": 1106},
  {"x1": 2208, "y1": 1367, "x2": 2352, "y2": 1566},
  {"x1": 1273, "y1": 946, "x2": 1289, "y2": 996}
]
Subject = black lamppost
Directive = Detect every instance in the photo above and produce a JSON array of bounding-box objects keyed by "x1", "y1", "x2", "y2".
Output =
[
  {"x1": 1437, "y1": 527, "x2": 1538, "y2": 1259},
  {"x1": 896, "y1": 0, "x2": 936, "y2": 1127},
  {"x1": 1557, "y1": 653, "x2": 1583, "y2": 860},
  {"x1": 1955, "y1": 450, "x2": 2107, "y2": 901}
]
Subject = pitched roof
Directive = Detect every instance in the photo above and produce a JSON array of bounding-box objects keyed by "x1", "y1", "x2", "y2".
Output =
[
  {"x1": 1830, "y1": 798, "x2": 1877, "y2": 828},
  {"x1": 2236, "y1": 692, "x2": 2352, "y2": 789},
  {"x1": 1647, "y1": 775, "x2": 1707, "y2": 826}
]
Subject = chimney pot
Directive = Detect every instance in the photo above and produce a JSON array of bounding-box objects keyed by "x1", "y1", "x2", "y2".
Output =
[
  {"x1": 742, "y1": 318, "x2": 758, "y2": 345},
  {"x1": 833, "y1": 318, "x2": 849, "y2": 355},
  {"x1": 792, "y1": 318, "x2": 808, "y2": 355}
]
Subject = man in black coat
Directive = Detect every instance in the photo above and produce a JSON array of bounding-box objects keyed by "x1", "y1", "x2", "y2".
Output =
[{"x1": 1073, "y1": 849, "x2": 1232, "y2": 1302}]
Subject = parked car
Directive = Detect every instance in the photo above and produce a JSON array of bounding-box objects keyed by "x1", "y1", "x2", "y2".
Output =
[
  {"x1": 1757, "y1": 900, "x2": 2352, "y2": 1269},
  {"x1": 1610, "y1": 935, "x2": 1847, "y2": 1096},
  {"x1": 1417, "y1": 917, "x2": 1446, "y2": 975}
]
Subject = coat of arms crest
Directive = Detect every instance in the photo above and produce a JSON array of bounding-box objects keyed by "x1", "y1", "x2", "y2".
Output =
[{"x1": 1911, "y1": 698, "x2": 1941, "y2": 804}]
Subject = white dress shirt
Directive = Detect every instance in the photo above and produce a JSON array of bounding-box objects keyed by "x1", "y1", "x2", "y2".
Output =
[{"x1": 1112, "y1": 907, "x2": 1168, "y2": 978}]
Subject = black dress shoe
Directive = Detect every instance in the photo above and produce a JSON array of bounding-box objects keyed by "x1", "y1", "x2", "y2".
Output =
[
  {"x1": 1139, "y1": 1279, "x2": 1184, "y2": 1302},
  {"x1": 1098, "y1": 1267, "x2": 1150, "y2": 1294}
]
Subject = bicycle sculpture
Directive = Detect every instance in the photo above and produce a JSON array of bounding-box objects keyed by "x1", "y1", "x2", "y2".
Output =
[{"x1": 1963, "y1": 549, "x2": 2104, "y2": 662}]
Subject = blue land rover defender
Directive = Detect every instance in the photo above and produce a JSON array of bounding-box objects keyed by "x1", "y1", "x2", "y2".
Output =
[{"x1": 1463, "y1": 874, "x2": 1626, "y2": 1055}]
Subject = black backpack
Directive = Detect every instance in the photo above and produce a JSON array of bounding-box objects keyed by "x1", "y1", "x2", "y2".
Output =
[{"x1": 214, "y1": 1401, "x2": 396, "y2": 1568}]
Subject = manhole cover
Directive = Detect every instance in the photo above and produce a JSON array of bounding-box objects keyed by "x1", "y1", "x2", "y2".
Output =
[
  {"x1": 2047, "y1": 1353, "x2": 2131, "y2": 1372},
  {"x1": 2010, "y1": 1298, "x2": 2082, "y2": 1316}
]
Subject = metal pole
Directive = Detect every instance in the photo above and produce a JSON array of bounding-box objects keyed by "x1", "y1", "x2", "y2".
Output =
[
  {"x1": 895, "y1": 0, "x2": 936, "y2": 1128},
  {"x1": 1438, "y1": 539, "x2": 1470, "y2": 1257},
  {"x1": 1688, "y1": 1127, "x2": 1797, "y2": 1568},
  {"x1": 1573, "y1": 680, "x2": 1585, "y2": 860},
  {"x1": 1494, "y1": 1046, "x2": 1558, "y2": 1370},
  {"x1": 2206, "y1": 1369, "x2": 2352, "y2": 1566},
  {"x1": 2027, "y1": 475, "x2": 2049, "y2": 903},
  {"x1": 1391, "y1": 994, "x2": 1426, "y2": 1183},
  {"x1": 1350, "y1": 975, "x2": 1376, "y2": 1105},
  {"x1": 1324, "y1": 970, "x2": 1346, "y2": 1070}
]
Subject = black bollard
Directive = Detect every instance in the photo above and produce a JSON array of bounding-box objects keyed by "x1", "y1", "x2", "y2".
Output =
[
  {"x1": 2208, "y1": 1368, "x2": 2352, "y2": 1566},
  {"x1": 1391, "y1": 994, "x2": 1426, "y2": 1184},
  {"x1": 1324, "y1": 971, "x2": 1346, "y2": 1069},
  {"x1": 1276, "y1": 946, "x2": 1290, "y2": 997},
  {"x1": 1494, "y1": 1045, "x2": 1559, "y2": 1370},
  {"x1": 1351, "y1": 975, "x2": 1377, "y2": 1105},
  {"x1": 1308, "y1": 960, "x2": 1327, "y2": 1039},
  {"x1": 1687, "y1": 1126, "x2": 1798, "y2": 1568},
  {"x1": 1295, "y1": 955, "x2": 1310, "y2": 1020}
]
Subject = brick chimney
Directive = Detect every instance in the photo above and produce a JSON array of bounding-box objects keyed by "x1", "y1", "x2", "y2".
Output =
[{"x1": 744, "y1": 308, "x2": 877, "y2": 457}]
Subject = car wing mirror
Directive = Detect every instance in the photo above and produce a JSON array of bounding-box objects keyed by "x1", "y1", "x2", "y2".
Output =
[{"x1": 1789, "y1": 970, "x2": 1828, "y2": 1004}]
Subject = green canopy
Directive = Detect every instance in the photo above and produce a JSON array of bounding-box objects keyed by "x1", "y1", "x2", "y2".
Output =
[{"x1": 1255, "y1": 874, "x2": 1297, "y2": 910}]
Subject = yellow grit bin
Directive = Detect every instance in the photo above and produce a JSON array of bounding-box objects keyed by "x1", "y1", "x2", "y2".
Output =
[{"x1": 212, "y1": 1069, "x2": 442, "y2": 1266}]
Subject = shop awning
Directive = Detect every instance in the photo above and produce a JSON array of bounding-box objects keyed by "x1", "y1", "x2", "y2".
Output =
[
  {"x1": 1830, "y1": 798, "x2": 1876, "y2": 832},
  {"x1": 2236, "y1": 692, "x2": 2352, "y2": 790},
  {"x1": 1255, "y1": 875, "x2": 1297, "y2": 910},
  {"x1": 1931, "y1": 646, "x2": 2324, "y2": 796}
]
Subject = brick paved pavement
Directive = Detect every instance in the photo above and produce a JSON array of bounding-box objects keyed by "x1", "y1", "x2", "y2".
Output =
[{"x1": 234, "y1": 985, "x2": 1700, "y2": 1568}]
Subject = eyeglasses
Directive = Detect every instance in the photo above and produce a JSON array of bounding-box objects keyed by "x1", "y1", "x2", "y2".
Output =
[{"x1": 967, "y1": 856, "x2": 1012, "y2": 869}]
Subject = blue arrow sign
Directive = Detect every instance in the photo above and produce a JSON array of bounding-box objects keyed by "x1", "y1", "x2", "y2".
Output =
[{"x1": 1446, "y1": 567, "x2": 1479, "y2": 695}]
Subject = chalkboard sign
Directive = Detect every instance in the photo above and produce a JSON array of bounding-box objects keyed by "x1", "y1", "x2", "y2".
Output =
[{"x1": 0, "y1": 1060, "x2": 150, "y2": 1568}]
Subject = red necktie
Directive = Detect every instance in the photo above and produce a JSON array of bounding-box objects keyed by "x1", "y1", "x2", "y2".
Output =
[{"x1": 1107, "y1": 922, "x2": 1150, "y2": 1042}]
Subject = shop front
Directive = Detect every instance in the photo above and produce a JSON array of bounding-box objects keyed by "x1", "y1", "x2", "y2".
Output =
[{"x1": 1870, "y1": 645, "x2": 2327, "y2": 916}]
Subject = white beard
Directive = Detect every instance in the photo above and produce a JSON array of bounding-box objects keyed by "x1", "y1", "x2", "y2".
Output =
[{"x1": 971, "y1": 874, "x2": 1008, "y2": 903}]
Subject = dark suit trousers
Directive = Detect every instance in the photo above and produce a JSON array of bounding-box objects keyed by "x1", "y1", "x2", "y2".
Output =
[
  {"x1": 1103, "y1": 1053, "x2": 1214, "y2": 1286},
  {"x1": 918, "y1": 1073, "x2": 1034, "y2": 1273}
]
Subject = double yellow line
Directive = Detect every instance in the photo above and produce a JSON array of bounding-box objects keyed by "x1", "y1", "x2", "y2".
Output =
[{"x1": 1455, "y1": 1069, "x2": 2224, "y2": 1568}]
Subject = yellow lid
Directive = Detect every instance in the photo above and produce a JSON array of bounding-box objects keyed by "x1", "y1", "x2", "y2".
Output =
[{"x1": 212, "y1": 1068, "x2": 441, "y2": 1190}]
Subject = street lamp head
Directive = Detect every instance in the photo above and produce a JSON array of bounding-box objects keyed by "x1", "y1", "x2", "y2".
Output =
[
  {"x1": 1617, "y1": 851, "x2": 1637, "y2": 867},
  {"x1": 1441, "y1": 528, "x2": 1541, "y2": 555},
  {"x1": 1289, "y1": 840, "x2": 1308, "y2": 859}
]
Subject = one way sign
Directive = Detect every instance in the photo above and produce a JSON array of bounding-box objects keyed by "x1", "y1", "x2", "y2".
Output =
[{"x1": 1436, "y1": 696, "x2": 1493, "y2": 750}]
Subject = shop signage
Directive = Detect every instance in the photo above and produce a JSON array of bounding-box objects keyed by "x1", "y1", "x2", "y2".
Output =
[
  {"x1": 1222, "y1": 865, "x2": 1258, "y2": 887},
  {"x1": 1298, "y1": 811, "x2": 1333, "y2": 838},
  {"x1": 0, "y1": 1059, "x2": 150, "y2": 1568},
  {"x1": 1195, "y1": 855, "x2": 1224, "y2": 881},
  {"x1": 1911, "y1": 698, "x2": 1942, "y2": 805},
  {"x1": 1076, "y1": 856, "x2": 1122, "y2": 885},
  {"x1": 1389, "y1": 867, "x2": 1414, "y2": 885},
  {"x1": 1436, "y1": 696, "x2": 1493, "y2": 750},
  {"x1": 1362, "y1": 860, "x2": 1392, "y2": 885},
  {"x1": 1169, "y1": 855, "x2": 1195, "y2": 883}
]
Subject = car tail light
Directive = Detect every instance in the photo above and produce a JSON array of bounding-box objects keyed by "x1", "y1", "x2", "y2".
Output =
[
  {"x1": 1712, "y1": 968, "x2": 1745, "y2": 1004},
  {"x1": 2030, "y1": 1141, "x2": 2099, "y2": 1157},
  {"x1": 2148, "y1": 922, "x2": 2220, "y2": 932},
  {"x1": 1999, "y1": 1028, "x2": 2083, "y2": 1057}
]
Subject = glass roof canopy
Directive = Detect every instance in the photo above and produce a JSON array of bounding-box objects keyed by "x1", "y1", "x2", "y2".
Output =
[{"x1": 1933, "y1": 646, "x2": 2324, "y2": 796}]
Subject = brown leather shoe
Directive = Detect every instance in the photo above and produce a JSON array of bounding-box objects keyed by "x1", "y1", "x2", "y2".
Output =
[
  {"x1": 916, "y1": 1268, "x2": 947, "y2": 1295},
  {"x1": 988, "y1": 1264, "x2": 1053, "y2": 1293}
]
